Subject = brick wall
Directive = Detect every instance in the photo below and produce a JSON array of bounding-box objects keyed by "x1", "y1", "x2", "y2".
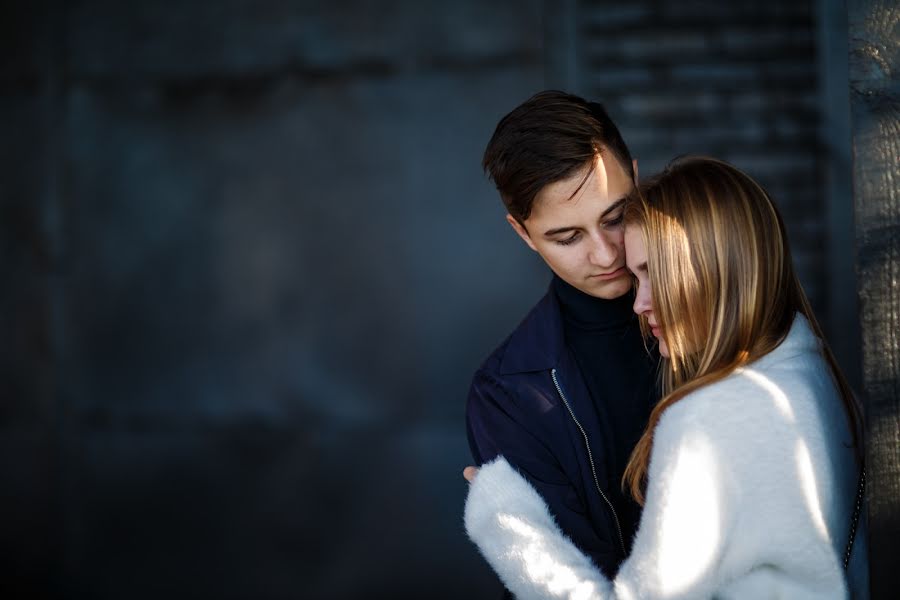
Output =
[{"x1": 575, "y1": 0, "x2": 827, "y2": 313}]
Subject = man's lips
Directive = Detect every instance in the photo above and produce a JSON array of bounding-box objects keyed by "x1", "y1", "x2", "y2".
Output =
[{"x1": 590, "y1": 267, "x2": 627, "y2": 281}]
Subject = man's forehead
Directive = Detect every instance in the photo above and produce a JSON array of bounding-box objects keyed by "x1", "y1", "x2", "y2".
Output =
[{"x1": 528, "y1": 156, "x2": 629, "y2": 223}]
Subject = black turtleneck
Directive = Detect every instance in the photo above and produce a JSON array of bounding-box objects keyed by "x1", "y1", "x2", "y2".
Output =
[{"x1": 552, "y1": 275, "x2": 659, "y2": 553}]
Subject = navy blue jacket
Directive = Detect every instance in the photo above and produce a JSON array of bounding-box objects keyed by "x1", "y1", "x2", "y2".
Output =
[{"x1": 466, "y1": 284, "x2": 656, "y2": 578}]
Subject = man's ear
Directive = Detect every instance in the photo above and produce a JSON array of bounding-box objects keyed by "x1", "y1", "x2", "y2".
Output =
[
  {"x1": 506, "y1": 214, "x2": 538, "y2": 252},
  {"x1": 632, "y1": 159, "x2": 639, "y2": 185}
]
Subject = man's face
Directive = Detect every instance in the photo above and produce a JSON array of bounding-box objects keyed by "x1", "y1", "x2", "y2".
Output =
[{"x1": 508, "y1": 154, "x2": 634, "y2": 300}]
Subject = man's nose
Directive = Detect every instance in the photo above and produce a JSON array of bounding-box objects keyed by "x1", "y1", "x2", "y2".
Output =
[{"x1": 588, "y1": 234, "x2": 617, "y2": 267}]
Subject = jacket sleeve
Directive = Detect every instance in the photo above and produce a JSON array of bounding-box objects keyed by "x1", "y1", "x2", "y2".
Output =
[{"x1": 466, "y1": 369, "x2": 621, "y2": 578}]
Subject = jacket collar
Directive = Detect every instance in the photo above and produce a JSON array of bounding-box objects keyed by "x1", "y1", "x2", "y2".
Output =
[{"x1": 498, "y1": 282, "x2": 566, "y2": 375}]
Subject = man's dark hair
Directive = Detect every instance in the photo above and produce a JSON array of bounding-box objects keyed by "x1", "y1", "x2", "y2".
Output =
[{"x1": 482, "y1": 90, "x2": 634, "y2": 224}]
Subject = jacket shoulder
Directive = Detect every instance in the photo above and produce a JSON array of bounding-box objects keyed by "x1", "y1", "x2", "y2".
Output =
[
  {"x1": 473, "y1": 288, "x2": 563, "y2": 380},
  {"x1": 465, "y1": 294, "x2": 567, "y2": 458}
]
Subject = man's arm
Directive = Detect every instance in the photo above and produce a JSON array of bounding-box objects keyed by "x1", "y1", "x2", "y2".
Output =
[{"x1": 466, "y1": 370, "x2": 621, "y2": 577}]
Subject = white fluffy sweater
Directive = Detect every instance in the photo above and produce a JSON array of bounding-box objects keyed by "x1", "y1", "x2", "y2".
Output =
[{"x1": 465, "y1": 315, "x2": 867, "y2": 599}]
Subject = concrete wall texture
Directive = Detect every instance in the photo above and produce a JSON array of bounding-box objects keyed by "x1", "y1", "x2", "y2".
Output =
[{"x1": 1, "y1": 1, "x2": 857, "y2": 598}]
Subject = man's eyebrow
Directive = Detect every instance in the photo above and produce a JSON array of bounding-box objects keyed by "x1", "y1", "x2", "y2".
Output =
[
  {"x1": 543, "y1": 225, "x2": 578, "y2": 237},
  {"x1": 542, "y1": 197, "x2": 627, "y2": 237},
  {"x1": 600, "y1": 197, "x2": 626, "y2": 219}
]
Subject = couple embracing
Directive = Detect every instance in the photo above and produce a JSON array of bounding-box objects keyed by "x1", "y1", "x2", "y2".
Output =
[{"x1": 463, "y1": 91, "x2": 868, "y2": 599}]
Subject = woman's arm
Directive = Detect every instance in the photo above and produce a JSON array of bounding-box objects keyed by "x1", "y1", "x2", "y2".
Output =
[
  {"x1": 465, "y1": 404, "x2": 736, "y2": 600},
  {"x1": 464, "y1": 457, "x2": 612, "y2": 600}
]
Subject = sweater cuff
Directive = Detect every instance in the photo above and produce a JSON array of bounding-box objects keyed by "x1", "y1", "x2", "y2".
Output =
[{"x1": 464, "y1": 456, "x2": 612, "y2": 600}]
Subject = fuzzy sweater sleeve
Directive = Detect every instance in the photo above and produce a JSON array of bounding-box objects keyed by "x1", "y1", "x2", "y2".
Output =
[{"x1": 465, "y1": 401, "x2": 737, "y2": 600}]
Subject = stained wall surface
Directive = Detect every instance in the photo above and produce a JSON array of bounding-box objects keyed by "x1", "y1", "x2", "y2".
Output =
[{"x1": 0, "y1": 1, "x2": 856, "y2": 598}]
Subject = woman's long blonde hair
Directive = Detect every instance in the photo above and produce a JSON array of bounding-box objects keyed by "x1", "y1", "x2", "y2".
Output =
[{"x1": 622, "y1": 156, "x2": 863, "y2": 504}]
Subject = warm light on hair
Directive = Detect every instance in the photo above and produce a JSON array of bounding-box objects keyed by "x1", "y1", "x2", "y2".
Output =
[{"x1": 622, "y1": 156, "x2": 863, "y2": 505}]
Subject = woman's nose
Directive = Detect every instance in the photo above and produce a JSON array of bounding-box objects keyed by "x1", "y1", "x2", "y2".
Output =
[{"x1": 632, "y1": 283, "x2": 651, "y2": 315}]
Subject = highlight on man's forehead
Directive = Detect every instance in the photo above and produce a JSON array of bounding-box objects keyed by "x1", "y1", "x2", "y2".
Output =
[
  {"x1": 563, "y1": 161, "x2": 598, "y2": 203},
  {"x1": 561, "y1": 151, "x2": 627, "y2": 204}
]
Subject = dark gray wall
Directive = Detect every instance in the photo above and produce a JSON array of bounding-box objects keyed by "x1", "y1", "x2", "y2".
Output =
[
  {"x1": 0, "y1": 1, "x2": 862, "y2": 598},
  {"x1": 2, "y1": 2, "x2": 546, "y2": 598}
]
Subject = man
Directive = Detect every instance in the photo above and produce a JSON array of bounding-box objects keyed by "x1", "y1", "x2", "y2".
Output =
[{"x1": 466, "y1": 91, "x2": 659, "y2": 586}]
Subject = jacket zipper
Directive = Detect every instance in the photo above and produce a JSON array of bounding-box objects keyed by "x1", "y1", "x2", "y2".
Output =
[{"x1": 551, "y1": 367, "x2": 627, "y2": 558}]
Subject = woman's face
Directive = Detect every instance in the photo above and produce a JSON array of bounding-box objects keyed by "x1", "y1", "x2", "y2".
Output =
[{"x1": 624, "y1": 226, "x2": 669, "y2": 357}]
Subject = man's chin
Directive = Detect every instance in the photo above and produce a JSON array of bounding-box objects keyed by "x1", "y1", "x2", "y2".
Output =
[{"x1": 580, "y1": 277, "x2": 632, "y2": 300}]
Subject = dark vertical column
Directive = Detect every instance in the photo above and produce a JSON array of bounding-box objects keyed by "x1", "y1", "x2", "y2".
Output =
[
  {"x1": 0, "y1": 1, "x2": 66, "y2": 597},
  {"x1": 818, "y1": 0, "x2": 861, "y2": 391},
  {"x1": 847, "y1": 0, "x2": 900, "y2": 595}
]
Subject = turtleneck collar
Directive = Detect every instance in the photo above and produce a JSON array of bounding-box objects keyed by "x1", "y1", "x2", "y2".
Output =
[{"x1": 552, "y1": 275, "x2": 635, "y2": 331}]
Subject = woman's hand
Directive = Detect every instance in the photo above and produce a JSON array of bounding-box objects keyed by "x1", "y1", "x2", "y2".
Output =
[{"x1": 463, "y1": 466, "x2": 479, "y2": 482}]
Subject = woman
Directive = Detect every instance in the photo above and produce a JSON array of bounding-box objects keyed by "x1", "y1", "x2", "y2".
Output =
[{"x1": 464, "y1": 157, "x2": 867, "y2": 599}]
